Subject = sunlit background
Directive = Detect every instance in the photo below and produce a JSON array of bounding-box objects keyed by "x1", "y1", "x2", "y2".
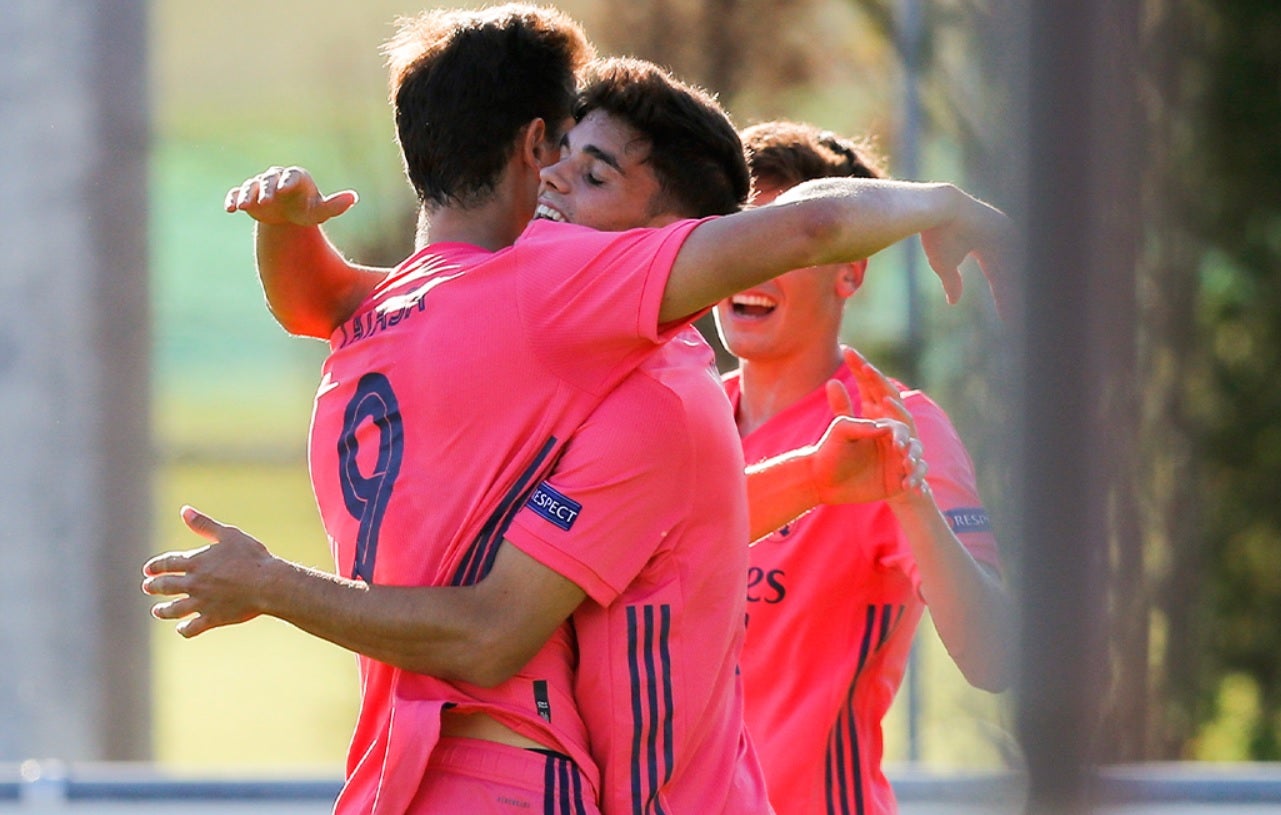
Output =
[{"x1": 4, "y1": 0, "x2": 1281, "y2": 809}]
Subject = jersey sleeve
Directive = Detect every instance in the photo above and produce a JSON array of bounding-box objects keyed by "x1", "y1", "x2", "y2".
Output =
[
  {"x1": 514, "y1": 218, "x2": 711, "y2": 395},
  {"x1": 903, "y1": 390, "x2": 1002, "y2": 574},
  {"x1": 503, "y1": 370, "x2": 692, "y2": 607}
]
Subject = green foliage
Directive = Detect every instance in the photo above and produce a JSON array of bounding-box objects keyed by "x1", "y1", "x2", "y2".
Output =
[{"x1": 1192, "y1": 0, "x2": 1281, "y2": 761}]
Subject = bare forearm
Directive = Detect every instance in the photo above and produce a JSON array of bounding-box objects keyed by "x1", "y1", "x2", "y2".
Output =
[
  {"x1": 254, "y1": 557, "x2": 507, "y2": 684},
  {"x1": 255, "y1": 222, "x2": 387, "y2": 338},
  {"x1": 662, "y1": 179, "x2": 963, "y2": 323},
  {"x1": 778, "y1": 179, "x2": 963, "y2": 267},
  {"x1": 889, "y1": 489, "x2": 1014, "y2": 691},
  {"x1": 745, "y1": 449, "x2": 821, "y2": 542}
]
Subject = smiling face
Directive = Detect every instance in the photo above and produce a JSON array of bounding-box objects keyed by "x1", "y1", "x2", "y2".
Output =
[
  {"x1": 713, "y1": 181, "x2": 865, "y2": 364},
  {"x1": 536, "y1": 109, "x2": 677, "y2": 232}
]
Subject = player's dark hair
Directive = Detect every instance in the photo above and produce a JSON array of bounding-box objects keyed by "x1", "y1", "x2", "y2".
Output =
[
  {"x1": 384, "y1": 4, "x2": 594, "y2": 209},
  {"x1": 740, "y1": 120, "x2": 886, "y2": 192},
  {"x1": 575, "y1": 58, "x2": 749, "y2": 219}
]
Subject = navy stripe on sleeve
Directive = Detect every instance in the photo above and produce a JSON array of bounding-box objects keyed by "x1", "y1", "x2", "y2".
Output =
[{"x1": 453, "y1": 435, "x2": 559, "y2": 586}]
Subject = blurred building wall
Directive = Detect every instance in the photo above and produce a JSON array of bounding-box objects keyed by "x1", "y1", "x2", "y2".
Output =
[{"x1": 0, "y1": 0, "x2": 151, "y2": 759}]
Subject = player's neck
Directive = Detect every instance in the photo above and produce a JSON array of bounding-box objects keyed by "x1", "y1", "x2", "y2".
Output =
[
  {"x1": 419, "y1": 207, "x2": 522, "y2": 252},
  {"x1": 414, "y1": 161, "x2": 536, "y2": 252},
  {"x1": 734, "y1": 343, "x2": 844, "y2": 437}
]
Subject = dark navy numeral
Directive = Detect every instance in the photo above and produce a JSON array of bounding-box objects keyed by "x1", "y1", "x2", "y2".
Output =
[{"x1": 337, "y1": 373, "x2": 404, "y2": 582}]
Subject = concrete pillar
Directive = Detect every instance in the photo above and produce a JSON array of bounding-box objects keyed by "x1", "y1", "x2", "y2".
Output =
[
  {"x1": 1015, "y1": 0, "x2": 1141, "y2": 811},
  {"x1": 0, "y1": 0, "x2": 151, "y2": 760}
]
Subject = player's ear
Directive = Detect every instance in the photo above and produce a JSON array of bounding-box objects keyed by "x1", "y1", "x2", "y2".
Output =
[
  {"x1": 524, "y1": 118, "x2": 557, "y2": 169},
  {"x1": 836, "y1": 261, "x2": 866, "y2": 298}
]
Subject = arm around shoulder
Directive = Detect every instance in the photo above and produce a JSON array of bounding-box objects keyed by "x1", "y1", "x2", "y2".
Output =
[
  {"x1": 659, "y1": 178, "x2": 1008, "y2": 323},
  {"x1": 225, "y1": 166, "x2": 390, "y2": 338}
]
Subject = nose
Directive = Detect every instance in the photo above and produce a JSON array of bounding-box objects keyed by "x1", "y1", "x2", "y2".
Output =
[{"x1": 539, "y1": 159, "x2": 569, "y2": 194}]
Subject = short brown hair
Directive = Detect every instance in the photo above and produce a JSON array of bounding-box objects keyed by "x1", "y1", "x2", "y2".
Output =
[
  {"x1": 740, "y1": 120, "x2": 885, "y2": 193},
  {"x1": 575, "y1": 58, "x2": 749, "y2": 218},
  {"x1": 384, "y1": 4, "x2": 594, "y2": 209}
]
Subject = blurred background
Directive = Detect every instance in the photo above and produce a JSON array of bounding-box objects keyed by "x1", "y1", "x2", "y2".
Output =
[{"x1": 3, "y1": 0, "x2": 1280, "y2": 801}]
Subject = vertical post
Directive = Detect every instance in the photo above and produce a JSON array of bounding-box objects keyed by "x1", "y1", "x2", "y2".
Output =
[
  {"x1": 0, "y1": 0, "x2": 151, "y2": 760},
  {"x1": 1016, "y1": 0, "x2": 1139, "y2": 811},
  {"x1": 895, "y1": 0, "x2": 925, "y2": 766}
]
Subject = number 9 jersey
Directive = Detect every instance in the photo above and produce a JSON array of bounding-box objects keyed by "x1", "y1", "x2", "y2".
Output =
[{"x1": 307, "y1": 216, "x2": 707, "y2": 814}]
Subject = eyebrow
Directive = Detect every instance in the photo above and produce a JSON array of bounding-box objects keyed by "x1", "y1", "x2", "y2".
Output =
[{"x1": 582, "y1": 144, "x2": 623, "y2": 173}]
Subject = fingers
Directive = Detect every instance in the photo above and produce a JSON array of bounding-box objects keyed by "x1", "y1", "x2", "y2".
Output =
[
  {"x1": 141, "y1": 544, "x2": 211, "y2": 577},
  {"x1": 150, "y1": 594, "x2": 199, "y2": 620},
  {"x1": 903, "y1": 437, "x2": 928, "y2": 491},
  {"x1": 842, "y1": 348, "x2": 918, "y2": 432},
  {"x1": 322, "y1": 187, "x2": 359, "y2": 215},
  {"x1": 921, "y1": 244, "x2": 964, "y2": 305},
  {"x1": 176, "y1": 616, "x2": 212, "y2": 639},
  {"x1": 880, "y1": 423, "x2": 926, "y2": 495},
  {"x1": 141, "y1": 572, "x2": 190, "y2": 597},
  {"x1": 181, "y1": 504, "x2": 231, "y2": 542},
  {"x1": 825, "y1": 378, "x2": 855, "y2": 418},
  {"x1": 150, "y1": 595, "x2": 213, "y2": 638},
  {"x1": 976, "y1": 249, "x2": 1009, "y2": 322},
  {"x1": 139, "y1": 504, "x2": 225, "y2": 580},
  {"x1": 225, "y1": 176, "x2": 261, "y2": 213},
  {"x1": 225, "y1": 166, "x2": 349, "y2": 224}
]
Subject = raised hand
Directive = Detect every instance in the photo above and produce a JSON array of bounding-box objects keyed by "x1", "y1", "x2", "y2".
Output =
[
  {"x1": 224, "y1": 165, "x2": 358, "y2": 226},
  {"x1": 141, "y1": 506, "x2": 278, "y2": 638},
  {"x1": 805, "y1": 410, "x2": 919, "y2": 505},
  {"x1": 839, "y1": 347, "x2": 929, "y2": 495}
]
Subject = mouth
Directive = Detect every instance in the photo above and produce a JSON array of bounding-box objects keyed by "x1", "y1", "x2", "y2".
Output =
[
  {"x1": 534, "y1": 202, "x2": 567, "y2": 223},
  {"x1": 729, "y1": 293, "x2": 778, "y2": 319}
]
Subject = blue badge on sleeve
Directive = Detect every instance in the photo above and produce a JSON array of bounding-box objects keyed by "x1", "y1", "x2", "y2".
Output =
[
  {"x1": 945, "y1": 507, "x2": 992, "y2": 534},
  {"x1": 527, "y1": 482, "x2": 582, "y2": 531}
]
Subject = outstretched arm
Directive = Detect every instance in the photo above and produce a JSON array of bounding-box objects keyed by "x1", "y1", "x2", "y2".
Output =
[
  {"x1": 662, "y1": 178, "x2": 1011, "y2": 324},
  {"x1": 226, "y1": 166, "x2": 391, "y2": 338},
  {"x1": 142, "y1": 507, "x2": 585, "y2": 688},
  {"x1": 844, "y1": 348, "x2": 1014, "y2": 692}
]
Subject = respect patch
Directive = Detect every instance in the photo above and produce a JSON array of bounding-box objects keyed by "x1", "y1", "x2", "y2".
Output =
[
  {"x1": 944, "y1": 507, "x2": 992, "y2": 534},
  {"x1": 527, "y1": 482, "x2": 582, "y2": 531}
]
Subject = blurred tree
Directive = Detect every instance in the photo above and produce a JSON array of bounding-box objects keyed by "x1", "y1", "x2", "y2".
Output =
[
  {"x1": 1192, "y1": 0, "x2": 1281, "y2": 760},
  {"x1": 1103, "y1": 0, "x2": 1281, "y2": 762}
]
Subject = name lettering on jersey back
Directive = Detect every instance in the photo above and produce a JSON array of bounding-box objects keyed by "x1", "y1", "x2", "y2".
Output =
[
  {"x1": 945, "y1": 507, "x2": 992, "y2": 534},
  {"x1": 527, "y1": 482, "x2": 581, "y2": 531},
  {"x1": 336, "y1": 266, "x2": 465, "y2": 349}
]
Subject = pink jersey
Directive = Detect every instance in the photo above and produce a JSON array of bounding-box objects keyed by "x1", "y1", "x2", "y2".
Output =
[
  {"x1": 725, "y1": 357, "x2": 1000, "y2": 815},
  {"x1": 504, "y1": 328, "x2": 773, "y2": 815},
  {"x1": 308, "y1": 218, "x2": 705, "y2": 814}
]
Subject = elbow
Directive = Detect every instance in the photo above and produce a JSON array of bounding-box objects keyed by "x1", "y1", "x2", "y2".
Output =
[
  {"x1": 264, "y1": 301, "x2": 334, "y2": 340},
  {"x1": 455, "y1": 645, "x2": 522, "y2": 688},
  {"x1": 953, "y1": 641, "x2": 1014, "y2": 693},
  {"x1": 431, "y1": 630, "x2": 530, "y2": 688},
  {"x1": 962, "y1": 659, "x2": 1013, "y2": 694}
]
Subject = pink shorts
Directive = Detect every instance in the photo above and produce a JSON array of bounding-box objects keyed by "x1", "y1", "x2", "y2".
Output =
[{"x1": 406, "y1": 737, "x2": 600, "y2": 814}]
